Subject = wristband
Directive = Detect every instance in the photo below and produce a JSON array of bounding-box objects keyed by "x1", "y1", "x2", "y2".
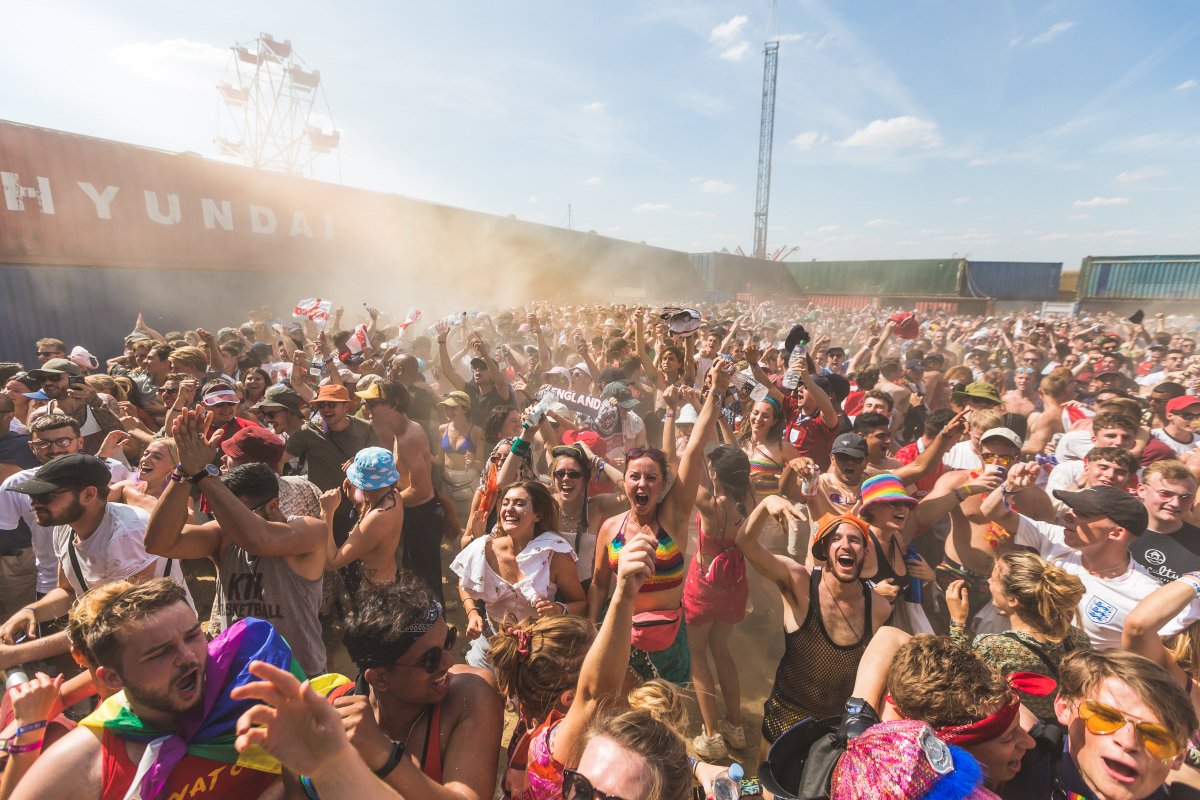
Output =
[
  {"x1": 1180, "y1": 577, "x2": 1200, "y2": 599},
  {"x1": 663, "y1": 411, "x2": 675, "y2": 419},
  {"x1": 374, "y1": 739, "x2": 405, "y2": 779},
  {"x1": 556, "y1": 601, "x2": 569, "y2": 616},
  {"x1": 466, "y1": 607, "x2": 482, "y2": 618},
  {"x1": 952, "y1": 487, "x2": 963, "y2": 503},
  {"x1": 961, "y1": 484, "x2": 975, "y2": 497},
  {"x1": 3, "y1": 738, "x2": 43, "y2": 755}
]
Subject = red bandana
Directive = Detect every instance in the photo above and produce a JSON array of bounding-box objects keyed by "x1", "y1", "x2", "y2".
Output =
[{"x1": 935, "y1": 672, "x2": 1057, "y2": 746}]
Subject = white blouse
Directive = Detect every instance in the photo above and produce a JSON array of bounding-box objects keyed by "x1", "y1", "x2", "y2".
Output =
[{"x1": 451, "y1": 532, "x2": 577, "y2": 623}]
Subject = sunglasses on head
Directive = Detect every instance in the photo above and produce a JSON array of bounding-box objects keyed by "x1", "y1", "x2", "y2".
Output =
[
  {"x1": 561, "y1": 768, "x2": 627, "y2": 800},
  {"x1": 1077, "y1": 699, "x2": 1181, "y2": 760},
  {"x1": 625, "y1": 447, "x2": 665, "y2": 461},
  {"x1": 393, "y1": 625, "x2": 457, "y2": 674}
]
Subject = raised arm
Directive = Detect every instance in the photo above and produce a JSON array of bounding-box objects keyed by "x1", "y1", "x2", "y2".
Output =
[
  {"x1": 736, "y1": 495, "x2": 806, "y2": 589},
  {"x1": 892, "y1": 409, "x2": 966, "y2": 485},
  {"x1": 1123, "y1": 578, "x2": 1198, "y2": 677},
  {"x1": 665, "y1": 361, "x2": 734, "y2": 520},
  {"x1": 436, "y1": 322, "x2": 467, "y2": 391},
  {"x1": 553, "y1": 529, "x2": 656, "y2": 763},
  {"x1": 144, "y1": 467, "x2": 223, "y2": 560}
]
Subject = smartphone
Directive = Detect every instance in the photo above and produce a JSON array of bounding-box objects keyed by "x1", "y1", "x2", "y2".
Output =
[{"x1": 68, "y1": 376, "x2": 86, "y2": 388}]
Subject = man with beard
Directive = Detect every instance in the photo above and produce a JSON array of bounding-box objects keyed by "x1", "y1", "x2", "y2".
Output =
[
  {"x1": 736, "y1": 496, "x2": 893, "y2": 751},
  {"x1": 10, "y1": 578, "x2": 280, "y2": 799},
  {"x1": 284, "y1": 383, "x2": 378, "y2": 539},
  {"x1": 0, "y1": 454, "x2": 192, "y2": 659},
  {"x1": 354, "y1": 379, "x2": 442, "y2": 604},
  {"x1": 26, "y1": 358, "x2": 122, "y2": 455}
]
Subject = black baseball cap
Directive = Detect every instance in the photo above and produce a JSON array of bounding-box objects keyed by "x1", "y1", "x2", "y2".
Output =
[
  {"x1": 831, "y1": 433, "x2": 868, "y2": 459},
  {"x1": 1052, "y1": 486, "x2": 1148, "y2": 536},
  {"x1": 468, "y1": 357, "x2": 488, "y2": 370},
  {"x1": 7, "y1": 454, "x2": 111, "y2": 495}
]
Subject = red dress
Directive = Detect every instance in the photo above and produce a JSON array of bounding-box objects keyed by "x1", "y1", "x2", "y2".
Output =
[{"x1": 683, "y1": 515, "x2": 748, "y2": 625}]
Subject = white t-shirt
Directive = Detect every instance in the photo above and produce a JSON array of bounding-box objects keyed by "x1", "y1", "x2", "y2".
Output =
[
  {"x1": 0, "y1": 469, "x2": 58, "y2": 593},
  {"x1": 1014, "y1": 515, "x2": 1198, "y2": 649},
  {"x1": 1046, "y1": 460, "x2": 1085, "y2": 496},
  {"x1": 1150, "y1": 428, "x2": 1199, "y2": 458},
  {"x1": 1055, "y1": 430, "x2": 1095, "y2": 462},
  {"x1": 53, "y1": 502, "x2": 194, "y2": 606},
  {"x1": 942, "y1": 440, "x2": 981, "y2": 470}
]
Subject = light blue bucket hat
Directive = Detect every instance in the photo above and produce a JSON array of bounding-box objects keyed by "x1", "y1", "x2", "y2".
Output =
[{"x1": 346, "y1": 446, "x2": 400, "y2": 491}]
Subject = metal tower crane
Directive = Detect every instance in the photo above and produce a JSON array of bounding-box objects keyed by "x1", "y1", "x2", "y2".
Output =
[{"x1": 753, "y1": 39, "x2": 779, "y2": 260}]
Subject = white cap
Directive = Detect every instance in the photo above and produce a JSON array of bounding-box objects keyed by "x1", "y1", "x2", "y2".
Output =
[{"x1": 981, "y1": 427, "x2": 1022, "y2": 450}]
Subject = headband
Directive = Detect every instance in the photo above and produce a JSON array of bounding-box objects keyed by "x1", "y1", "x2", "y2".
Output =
[
  {"x1": 934, "y1": 672, "x2": 1056, "y2": 747},
  {"x1": 763, "y1": 396, "x2": 782, "y2": 414},
  {"x1": 350, "y1": 601, "x2": 443, "y2": 668}
]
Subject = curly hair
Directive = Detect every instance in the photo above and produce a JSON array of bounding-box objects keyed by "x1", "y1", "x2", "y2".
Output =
[
  {"x1": 995, "y1": 550, "x2": 1084, "y2": 643},
  {"x1": 887, "y1": 634, "x2": 1011, "y2": 728}
]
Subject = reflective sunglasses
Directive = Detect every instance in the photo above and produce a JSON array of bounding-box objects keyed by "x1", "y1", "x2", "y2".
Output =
[
  {"x1": 562, "y1": 768, "x2": 628, "y2": 800},
  {"x1": 980, "y1": 453, "x2": 1016, "y2": 466},
  {"x1": 553, "y1": 469, "x2": 583, "y2": 480},
  {"x1": 1077, "y1": 699, "x2": 1182, "y2": 760},
  {"x1": 395, "y1": 625, "x2": 457, "y2": 674},
  {"x1": 1015, "y1": 367, "x2": 1036, "y2": 374}
]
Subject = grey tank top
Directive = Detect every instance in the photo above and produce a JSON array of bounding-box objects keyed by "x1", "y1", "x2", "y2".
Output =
[{"x1": 214, "y1": 515, "x2": 326, "y2": 676}]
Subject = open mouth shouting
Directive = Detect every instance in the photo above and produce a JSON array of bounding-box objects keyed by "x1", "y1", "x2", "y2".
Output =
[
  {"x1": 174, "y1": 665, "x2": 202, "y2": 700},
  {"x1": 1101, "y1": 756, "x2": 1141, "y2": 786},
  {"x1": 632, "y1": 489, "x2": 651, "y2": 508}
]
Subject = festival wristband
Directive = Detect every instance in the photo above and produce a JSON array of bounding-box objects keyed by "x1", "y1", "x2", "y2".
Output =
[
  {"x1": 3, "y1": 739, "x2": 43, "y2": 755},
  {"x1": 1180, "y1": 576, "x2": 1200, "y2": 599},
  {"x1": 10, "y1": 721, "x2": 47, "y2": 739}
]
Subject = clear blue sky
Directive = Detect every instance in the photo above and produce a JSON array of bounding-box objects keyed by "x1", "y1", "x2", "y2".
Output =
[{"x1": 4, "y1": 1, "x2": 1198, "y2": 269}]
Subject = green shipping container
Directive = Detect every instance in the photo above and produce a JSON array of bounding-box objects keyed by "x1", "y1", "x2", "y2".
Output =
[{"x1": 785, "y1": 259, "x2": 963, "y2": 297}]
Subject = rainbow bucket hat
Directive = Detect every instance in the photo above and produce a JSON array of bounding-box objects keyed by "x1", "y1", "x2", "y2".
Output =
[{"x1": 859, "y1": 473, "x2": 917, "y2": 511}]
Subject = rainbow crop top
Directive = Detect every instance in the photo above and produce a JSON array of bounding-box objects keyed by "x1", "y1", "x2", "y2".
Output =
[{"x1": 607, "y1": 512, "x2": 685, "y2": 593}]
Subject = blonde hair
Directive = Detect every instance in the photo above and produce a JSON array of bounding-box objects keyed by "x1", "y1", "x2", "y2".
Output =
[
  {"x1": 626, "y1": 679, "x2": 689, "y2": 739},
  {"x1": 167, "y1": 346, "x2": 208, "y2": 373},
  {"x1": 1143, "y1": 459, "x2": 1197, "y2": 487},
  {"x1": 74, "y1": 578, "x2": 188, "y2": 670},
  {"x1": 85, "y1": 374, "x2": 125, "y2": 401},
  {"x1": 968, "y1": 408, "x2": 1004, "y2": 433},
  {"x1": 996, "y1": 550, "x2": 1085, "y2": 643},
  {"x1": 586, "y1": 706, "x2": 692, "y2": 800},
  {"x1": 1165, "y1": 623, "x2": 1200, "y2": 677},
  {"x1": 145, "y1": 437, "x2": 180, "y2": 465}
]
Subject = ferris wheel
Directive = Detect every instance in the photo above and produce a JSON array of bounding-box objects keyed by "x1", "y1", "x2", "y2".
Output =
[{"x1": 215, "y1": 33, "x2": 340, "y2": 176}]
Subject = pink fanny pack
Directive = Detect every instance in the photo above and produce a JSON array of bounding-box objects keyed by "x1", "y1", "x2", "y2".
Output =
[{"x1": 631, "y1": 608, "x2": 682, "y2": 653}]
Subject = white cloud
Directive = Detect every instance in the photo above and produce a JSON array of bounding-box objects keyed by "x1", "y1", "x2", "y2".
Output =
[
  {"x1": 816, "y1": 224, "x2": 840, "y2": 233},
  {"x1": 699, "y1": 179, "x2": 734, "y2": 194},
  {"x1": 711, "y1": 15, "x2": 751, "y2": 61},
  {"x1": 1097, "y1": 228, "x2": 1142, "y2": 239},
  {"x1": 840, "y1": 116, "x2": 942, "y2": 150},
  {"x1": 1175, "y1": 79, "x2": 1198, "y2": 91},
  {"x1": 1030, "y1": 21, "x2": 1076, "y2": 46},
  {"x1": 1008, "y1": 36, "x2": 1024, "y2": 48},
  {"x1": 1073, "y1": 196, "x2": 1130, "y2": 208},
  {"x1": 719, "y1": 42, "x2": 751, "y2": 61},
  {"x1": 1039, "y1": 233, "x2": 1069, "y2": 241},
  {"x1": 633, "y1": 202, "x2": 671, "y2": 213},
  {"x1": 952, "y1": 196, "x2": 972, "y2": 205},
  {"x1": 110, "y1": 39, "x2": 228, "y2": 89},
  {"x1": 792, "y1": 131, "x2": 828, "y2": 150},
  {"x1": 528, "y1": 195, "x2": 539, "y2": 204},
  {"x1": 582, "y1": 101, "x2": 606, "y2": 114},
  {"x1": 1115, "y1": 167, "x2": 1167, "y2": 183},
  {"x1": 710, "y1": 15, "x2": 748, "y2": 43},
  {"x1": 584, "y1": 176, "x2": 602, "y2": 186},
  {"x1": 866, "y1": 218, "x2": 898, "y2": 227}
]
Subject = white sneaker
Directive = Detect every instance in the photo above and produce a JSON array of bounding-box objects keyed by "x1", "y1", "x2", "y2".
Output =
[
  {"x1": 719, "y1": 720, "x2": 747, "y2": 750},
  {"x1": 693, "y1": 729, "x2": 728, "y2": 760}
]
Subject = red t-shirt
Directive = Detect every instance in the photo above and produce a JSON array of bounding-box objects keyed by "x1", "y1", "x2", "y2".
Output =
[{"x1": 894, "y1": 440, "x2": 944, "y2": 499}]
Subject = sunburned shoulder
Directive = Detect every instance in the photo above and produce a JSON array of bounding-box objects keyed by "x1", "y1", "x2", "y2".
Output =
[{"x1": 11, "y1": 726, "x2": 103, "y2": 800}]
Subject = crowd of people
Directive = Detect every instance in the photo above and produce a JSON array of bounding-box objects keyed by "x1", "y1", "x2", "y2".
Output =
[{"x1": 0, "y1": 299, "x2": 1197, "y2": 799}]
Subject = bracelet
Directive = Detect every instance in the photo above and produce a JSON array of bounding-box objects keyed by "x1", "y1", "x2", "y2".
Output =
[
  {"x1": 690, "y1": 756, "x2": 699, "y2": 781},
  {"x1": 1180, "y1": 577, "x2": 1200, "y2": 599},
  {"x1": 952, "y1": 487, "x2": 963, "y2": 503},
  {"x1": 466, "y1": 607, "x2": 482, "y2": 618},
  {"x1": 10, "y1": 721, "x2": 47, "y2": 739},
  {"x1": 556, "y1": 601, "x2": 569, "y2": 616},
  {"x1": 3, "y1": 738, "x2": 43, "y2": 755},
  {"x1": 373, "y1": 739, "x2": 405, "y2": 779},
  {"x1": 663, "y1": 411, "x2": 675, "y2": 419}
]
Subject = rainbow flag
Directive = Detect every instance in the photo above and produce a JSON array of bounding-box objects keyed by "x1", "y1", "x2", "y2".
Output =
[{"x1": 81, "y1": 617, "x2": 348, "y2": 799}]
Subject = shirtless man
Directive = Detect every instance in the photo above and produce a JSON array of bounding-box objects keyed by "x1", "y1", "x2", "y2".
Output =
[
  {"x1": 1003, "y1": 363, "x2": 1040, "y2": 417},
  {"x1": 876, "y1": 359, "x2": 913, "y2": 431},
  {"x1": 1022, "y1": 372, "x2": 1074, "y2": 456},
  {"x1": 145, "y1": 408, "x2": 327, "y2": 675},
  {"x1": 921, "y1": 352, "x2": 950, "y2": 411},
  {"x1": 736, "y1": 496, "x2": 893, "y2": 755},
  {"x1": 319, "y1": 447, "x2": 404, "y2": 590},
  {"x1": 914, "y1": 427, "x2": 1054, "y2": 634},
  {"x1": 355, "y1": 379, "x2": 443, "y2": 604}
]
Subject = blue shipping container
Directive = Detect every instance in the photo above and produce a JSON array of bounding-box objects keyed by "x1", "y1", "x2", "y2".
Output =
[
  {"x1": 963, "y1": 261, "x2": 1062, "y2": 300},
  {"x1": 1079, "y1": 256, "x2": 1200, "y2": 301}
]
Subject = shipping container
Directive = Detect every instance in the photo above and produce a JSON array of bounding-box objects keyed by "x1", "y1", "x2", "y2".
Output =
[
  {"x1": 1077, "y1": 256, "x2": 1200, "y2": 301},
  {"x1": 785, "y1": 259, "x2": 962, "y2": 296},
  {"x1": 687, "y1": 252, "x2": 800, "y2": 296},
  {"x1": 963, "y1": 261, "x2": 1062, "y2": 300}
]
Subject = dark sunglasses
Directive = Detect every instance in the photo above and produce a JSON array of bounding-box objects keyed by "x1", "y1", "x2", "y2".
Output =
[
  {"x1": 28, "y1": 488, "x2": 72, "y2": 506},
  {"x1": 553, "y1": 469, "x2": 583, "y2": 480},
  {"x1": 312, "y1": 402, "x2": 342, "y2": 410},
  {"x1": 36, "y1": 351, "x2": 61, "y2": 358},
  {"x1": 562, "y1": 768, "x2": 627, "y2": 800},
  {"x1": 394, "y1": 625, "x2": 457, "y2": 674},
  {"x1": 1177, "y1": 411, "x2": 1200, "y2": 421},
  {"x1": 625, "y1": 447, "x2": 666, "y2": 461}
]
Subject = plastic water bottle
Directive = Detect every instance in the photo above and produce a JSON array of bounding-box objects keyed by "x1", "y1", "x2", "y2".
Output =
[
  {"x1": 711, "y1": 762, "x2": 744, "y2": 800},
  {"x1": 782, "y1": 344, "x2": 807, "y2": 390}
]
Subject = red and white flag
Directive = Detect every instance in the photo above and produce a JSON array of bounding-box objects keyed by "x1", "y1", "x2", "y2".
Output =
[
  {"x1": 397, "y1": 307, "x2": 423, "y2": 332},
  {"x1": 344, "y1": 324, "x2": 371, "y2": 355},
  {"x1": 293, "y1": 297, "x2": 332, "y2": 325}
]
